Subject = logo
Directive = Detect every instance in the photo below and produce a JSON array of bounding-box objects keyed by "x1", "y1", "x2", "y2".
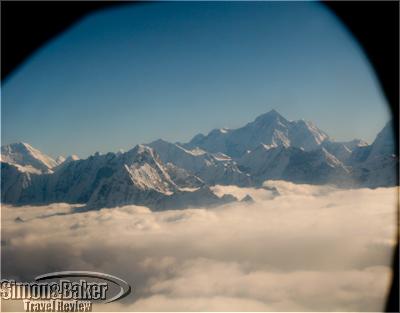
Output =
[{"x1": 1, "y1": 271, "x2": 131, "y2": 312}]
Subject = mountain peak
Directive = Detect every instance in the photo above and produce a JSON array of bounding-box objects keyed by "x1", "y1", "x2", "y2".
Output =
[
  {"x1": 367, "y1": 120, "x2": 395, "y2": 160},
  {"x1": 1, "y1": 142, "x2": 57, "y2": 172},
  {"x1": 264, "y1": 109, "x2": 282, "y2": 117},
  {"x1": 268, "y1": 109, "x2": 280, "y2": 115},
  {"x1": 254, "y1": 109, "x2": 286, "y2": 124},
  {"x1": 65, "y1": 155, "x2": 80, "y2": 162},
  {"x1": 16, "y1": 141, "x2": 30, "y2": 147},
  {"x1": 5, "y1": 142, "x2": 33, "y2": 151},
  {"x1": 128, "y1": 144, "x2": 154, "y2": 156},
  {"x1": 149, "y1": 138, "x2": 172, "y2": 147},
  {"x1": 184, "y1": 109, "x2": 331, "y2": 157},
  {"x1": 208, "y1": 127, "x2": 231, "y2": 137}
]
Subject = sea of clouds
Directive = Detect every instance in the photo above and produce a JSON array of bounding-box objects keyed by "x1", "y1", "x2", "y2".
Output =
[{"x1": 1, "y1": 181, "x2": 397, "y2": 311}]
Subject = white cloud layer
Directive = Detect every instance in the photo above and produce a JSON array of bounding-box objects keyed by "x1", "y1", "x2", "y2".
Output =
[{"x1": 1, "y1": 181, "x2": 398, "y2": 311}]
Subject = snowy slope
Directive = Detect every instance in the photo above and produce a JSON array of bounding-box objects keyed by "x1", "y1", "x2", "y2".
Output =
[
  {"x1": 238, "y1": 144, "x2": 351, "y2": 186},
  {"x1": 1, "y1": 162, "x2": 45, "y2": 203},
  {"x1": 321, "y1": 139, "x2": 368, "y2": 164},
  {"x1": 81, "y1": 145, "x2": 237, "y2": 210},
  {"x1": 1, "y1": 144, "x2": 237, "y2": 210},
  {"x1": 45, "y1": 145, "x2": 180, "y2": 206},
  {"x1": 184, "y1": 110, "x2": 329, "y2": 157},
  {"x1": 149, "y1": 139, "x2": 252, "y2": 186},
  {"x1": 1, "y1": 142, "x2": 57, "y2": 173},
  {"x1": 164, "y1": 162, "x2": 205, "y2": 189}
]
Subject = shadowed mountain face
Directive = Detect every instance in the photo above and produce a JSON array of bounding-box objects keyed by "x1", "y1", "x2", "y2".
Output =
[
  {"x1": 349, "y1": 122, "x2": 397, "y2": 187},
  {"x1": 1, "y1": 110, "x2": 397, "y2": 209},
  {"x1": 148, "y1": 139, "x2": 252, "y2": 187},
  {"x1": 1, "y1": 144, "x2": 236, "y2": 210},
  {"x1": 237, "y1": 145, "x2": 351, "y2": 186}
]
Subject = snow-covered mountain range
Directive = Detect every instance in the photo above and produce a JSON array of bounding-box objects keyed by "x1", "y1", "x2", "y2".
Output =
[
  {"x1": 1, "y1": 110, "x2": 397, "y2": 210},
  {"x1": 183, "y1": 110, "x2": 330, "y2": 156}
]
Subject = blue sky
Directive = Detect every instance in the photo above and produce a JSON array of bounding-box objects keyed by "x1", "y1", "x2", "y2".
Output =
[{"x1": 1, "y1": 2, "x2": 391, "y2": 158}]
